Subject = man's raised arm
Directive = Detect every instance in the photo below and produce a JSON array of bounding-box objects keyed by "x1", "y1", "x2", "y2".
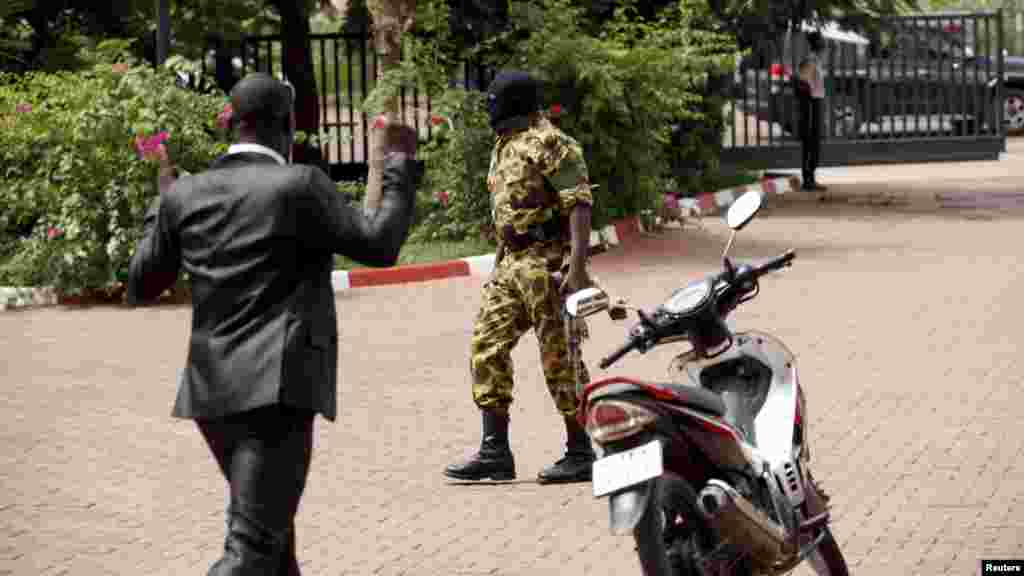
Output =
[
  {"x1": 304, "y1": 124, "x2": 419, "y2": 267},
  {"x1": 127, "y1": 163, "x2": 182, "y2": 305}
]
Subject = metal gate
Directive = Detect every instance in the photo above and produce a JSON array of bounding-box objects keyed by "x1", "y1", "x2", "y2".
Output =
[
  {"x1": 240, "y1": 32, "x2": 490, "y2": 181},
  {"x1": 237, "y1": 12, "x2": 1006, "y2": 180},
  {"x1": 722, "y1": 11, "x2": 1006, "y2": 170}
]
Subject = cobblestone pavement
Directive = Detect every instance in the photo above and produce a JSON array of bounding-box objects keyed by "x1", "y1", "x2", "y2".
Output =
[{"x1": 4, "y1": 148, "x2": 1024, "y2": 575}]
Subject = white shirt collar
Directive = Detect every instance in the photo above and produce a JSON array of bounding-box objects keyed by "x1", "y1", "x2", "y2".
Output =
[{"x1": 227, "y1": 143, "x2": 288, "y2": 166}]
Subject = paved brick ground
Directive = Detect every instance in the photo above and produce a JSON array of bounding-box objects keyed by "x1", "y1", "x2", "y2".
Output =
[{"x1": 4, "y1": 145, "x2": 1024, "y2": 575}]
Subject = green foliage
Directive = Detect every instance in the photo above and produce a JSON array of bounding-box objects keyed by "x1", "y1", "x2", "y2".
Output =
[
  {"x1": 0, "y1": 46, "x2": 229, "y2": 293},
  {"x1": 362, "y1": 0, "x2": 741, "y2": 238},
  {"x1": 169, "y1": 0, "x2": 279, "y2": 54},
  {"x1": 489, "y1": 0, "x2": 739, "y2": 227},
  {"x1": 361, "y1": 0, "x2": 458, "y2": 117},
  {"x1": 0, "y1": 1, "x2": 156, "y2": 72},
  {"x1": 411, "y1": 89, "x2": 497, "y2": 243}
]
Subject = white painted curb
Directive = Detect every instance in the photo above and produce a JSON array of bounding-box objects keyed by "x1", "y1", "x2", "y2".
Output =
[
  {"x1": 462, "y1": 253, "x2": 496, "y2": 277},
  {"x1": 331, "y1": 270, "x2": 350, "y2": 291},
  {"x1": 2, "y1": 177, "x2": 807, "y2": 309},
  {"x1": 600, "y1": 225, "x2": 620, "y2": 247},
  {"x1": 1, "y1": 286, "x2": 58, "y2": 311}
]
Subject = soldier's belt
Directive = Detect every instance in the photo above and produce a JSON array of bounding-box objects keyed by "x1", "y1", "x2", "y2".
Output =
[{"x1": 501, "y1": 219, "x2": 563, "y2": 252}]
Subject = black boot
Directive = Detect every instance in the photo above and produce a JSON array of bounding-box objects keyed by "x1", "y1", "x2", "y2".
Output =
[
  {"x1": 537, "y1": 415, "x2": 596, "y2": 484},
  {"x1": 444, "y1": 409, "x2": 516, "y2": 481}
]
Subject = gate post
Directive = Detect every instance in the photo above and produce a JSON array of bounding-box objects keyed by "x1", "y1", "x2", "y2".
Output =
[{"x1": 998, "y1": 8, "x2": 1006, "y2": 143}]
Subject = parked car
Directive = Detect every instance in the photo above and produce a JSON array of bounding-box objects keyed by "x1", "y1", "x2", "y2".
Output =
[
  {"x1": 735, "y1": 17, "x2": 1001, "y2": 139},
  {"x1": 1002, "y1": 55, "x2": 1024, "y2": 131},
  {"x1": 970, "y1": 52, "x2": 1024, "y2": 132}
]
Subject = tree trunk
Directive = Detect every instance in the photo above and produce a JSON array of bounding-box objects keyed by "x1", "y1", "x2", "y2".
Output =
[
  {"x1": 363, "y1": 0, "x2": 416, "y2": 212},
  {"x1": 271, "y1": 0, "x2": 321, "y2": 167}
]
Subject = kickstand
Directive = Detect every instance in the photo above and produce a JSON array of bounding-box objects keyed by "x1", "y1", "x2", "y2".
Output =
[
  {"x1": 774, "y1": 526, "x2": 828, "y2": 576},
  {"x1": 796, "y1": 530, "x2": 827, "y2": 561}
]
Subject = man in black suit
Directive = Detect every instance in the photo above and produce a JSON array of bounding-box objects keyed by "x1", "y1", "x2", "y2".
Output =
[{"x1": 127, "y1": 73, "x2": 419, "y2": 575}]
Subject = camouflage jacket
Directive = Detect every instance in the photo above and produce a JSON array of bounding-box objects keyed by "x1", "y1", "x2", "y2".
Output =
[{"x1": 487, "y1": 115, "x2": 593, "y2": 249}]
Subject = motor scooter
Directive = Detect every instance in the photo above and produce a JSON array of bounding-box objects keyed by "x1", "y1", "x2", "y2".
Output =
[{"x1": 564, "y1": 191, "x2": 847, "y2": 575}]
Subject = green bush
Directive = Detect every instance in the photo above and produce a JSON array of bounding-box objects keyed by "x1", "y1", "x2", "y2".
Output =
[
  {"x1": 491, "y1": 0, "x2": 739, "y2": 229},
  {"x1": 0, "y1": 45, "x2": 230, "y2": 293},
  {"x1": 410, "y1": 89, "x2": 497, "y2": 243},
  {"x1": 348, "y1": 0, "x2": 742, "y2": 241}
]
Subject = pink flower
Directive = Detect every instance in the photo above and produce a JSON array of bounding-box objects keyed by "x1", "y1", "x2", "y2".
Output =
[
  {"x1": 663, "y1": 193, "x2": 679, "y2": 211},
  {"x1": 435, "y1": 190, "x2": 450, "y2": 206},
  {"x1": 134, "y1": 132, "x2": 170, "y2": 161},
  {"x1": 15, "y1": 103, "x2": 32, "y2": 114},
  {"x1": 430, "y1": 115, "x2": 445, "y2": 126},
  {"x1": 372, "y1": 115, "x2": 386, "y2": 130},
  {"x1": 47, "y1": 227, "x2": 63, "y2": 240},
  {"x1": 549, "y1": 104, "x2": 562, "y2": 115},
  {"x1": 216, "y1": 104, "x2": 233, "y2": 130},
  {"x1": 111, "y1": 63, "x2": 130, "y2": 74}
]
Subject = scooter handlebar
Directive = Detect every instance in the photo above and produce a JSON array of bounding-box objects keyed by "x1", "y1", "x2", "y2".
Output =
[{"x1": 599, "y1": 336, "x2": 639, "y2": 369}]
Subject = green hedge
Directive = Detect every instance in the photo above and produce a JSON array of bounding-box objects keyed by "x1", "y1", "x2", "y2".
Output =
[{"x1": 0, "y1": 45, "x2": 230, "y2": 293}]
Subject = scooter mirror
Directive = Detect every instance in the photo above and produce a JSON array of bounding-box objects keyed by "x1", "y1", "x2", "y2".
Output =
[
  {"x1": 726, "y1": 190, "x2": 763, "y2": 231},
  {"x1": 565, "y1": 287, "x2": 609, "y2": 318},
  {"x1": 608, "y1": 300, "x2": 629, "y2": 321}
]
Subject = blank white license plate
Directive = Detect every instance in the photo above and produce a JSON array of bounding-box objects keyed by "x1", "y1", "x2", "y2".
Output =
[{"x1": 592, "y1": 439, "x2": 663, "y2": 498}]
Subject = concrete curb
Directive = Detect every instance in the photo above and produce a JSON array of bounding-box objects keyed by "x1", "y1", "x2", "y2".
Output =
[
  {"x1": 0, "y1": 176, "x2": 802, "y2": 311},
  {"x1": 675, "y1": 175, "x2": 802, "y2": 219},
  {"x1": 1, "y1": 286, "x2": 59, "y2": 311}
]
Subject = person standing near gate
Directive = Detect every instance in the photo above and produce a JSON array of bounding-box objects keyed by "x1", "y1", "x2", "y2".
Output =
[
  {"x1": 444, "y1": 70, "x2": 597, "y2": 485},
  {"x1": 798, "y1": 31, "x2": 828, "y2": 193},
  {"x1": 127, "y1": 72, "x2": 419, "y2": 574}
]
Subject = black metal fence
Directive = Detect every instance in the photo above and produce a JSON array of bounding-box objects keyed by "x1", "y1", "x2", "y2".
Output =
[
  {"x1": 223, "y1": 13, "x2": 1006, "y2": 179},
  {"x1": 238, "y1": 32, "x2": 492, "y2": 181},
  {"x1": 723, "y1": 11, "x2": 1006, "y2": 169}
]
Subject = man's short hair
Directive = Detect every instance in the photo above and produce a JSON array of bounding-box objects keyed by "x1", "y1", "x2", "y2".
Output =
[
  {"x1": 230, "y1": 73, "x2": 294, "y2": 132},
  {"x1": 806, "y1": 31, "x2": 824, "y2": 52}
]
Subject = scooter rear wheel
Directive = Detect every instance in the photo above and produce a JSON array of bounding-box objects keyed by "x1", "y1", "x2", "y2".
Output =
[{"x1": 633, "y1": 477, "x2": 704, "y2": 576}]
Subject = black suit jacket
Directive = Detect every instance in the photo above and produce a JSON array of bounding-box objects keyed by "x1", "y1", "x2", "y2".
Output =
[{"x1": 127, "y1": 151, "x2": 417, "y2": 422}]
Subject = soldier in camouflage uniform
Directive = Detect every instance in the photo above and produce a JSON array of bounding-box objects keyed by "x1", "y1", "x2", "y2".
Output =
[{"x1": 444, "y1": 70, "x2": 597, "y2": 484}]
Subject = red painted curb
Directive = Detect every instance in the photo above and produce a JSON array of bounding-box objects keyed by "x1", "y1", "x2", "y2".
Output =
[
  {"x1": 612, "y1": 218, "x2": 641, "y2": 242},
  {"x1": 347, "y1": 259, "x2": 470, "y2": 288},
  {"x1": 336, "y1": 176, "x2": 802, "y2": 289}
]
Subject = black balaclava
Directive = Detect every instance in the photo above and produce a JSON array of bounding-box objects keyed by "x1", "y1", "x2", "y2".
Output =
[{"x1": 486, "y1": 69, "x2": 542, "y2": 134}]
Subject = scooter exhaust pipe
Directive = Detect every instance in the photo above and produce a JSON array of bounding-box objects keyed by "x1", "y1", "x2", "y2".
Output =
[{"x1": 696, "y1": 479, "x2": 789, "y2": 566}]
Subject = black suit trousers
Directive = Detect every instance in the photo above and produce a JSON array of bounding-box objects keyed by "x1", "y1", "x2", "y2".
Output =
[{"x1": 197, "y1": 404, "x2": 315, "y2": 576}]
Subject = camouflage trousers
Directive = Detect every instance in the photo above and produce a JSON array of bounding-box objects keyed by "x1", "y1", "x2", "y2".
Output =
[{"x1": 470, "y1": 250, "x2": 590, "y2": 417}]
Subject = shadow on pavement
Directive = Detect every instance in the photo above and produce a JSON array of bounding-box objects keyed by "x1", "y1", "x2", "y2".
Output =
[
  {"x1": 444, "y1": 480, "x2": 542, "y2": 487},
  {"x1": 592, "y1": 226, "x2": 904, "y2": 276}
]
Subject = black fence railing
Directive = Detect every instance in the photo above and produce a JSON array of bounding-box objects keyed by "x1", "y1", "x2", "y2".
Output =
[
  {"x1": 723, "y1": 11, "x2": 1006, "y2": 168},
  {"x1": 212, "y1": 15, "x2": 1004, "y2": 178},
  {"x1": 235, "y1": 32, "x2": 492, "y2": 180}
]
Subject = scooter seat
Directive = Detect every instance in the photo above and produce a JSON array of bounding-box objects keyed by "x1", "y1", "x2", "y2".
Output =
[
  {"x1": 650, "y1": 381, "x2": 727, "y2": 417},
  {"x1": 585, "y1": 377, "x2": 727, "y2": 417}
]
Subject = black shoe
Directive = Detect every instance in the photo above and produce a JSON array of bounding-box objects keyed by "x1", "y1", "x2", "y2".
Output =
[
  {"x1": 444, "y1": 409, "x2": 516, "y2": 481},
  {"x1": 538, "y1": 416, "x2": 596, "y2": 484}
]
